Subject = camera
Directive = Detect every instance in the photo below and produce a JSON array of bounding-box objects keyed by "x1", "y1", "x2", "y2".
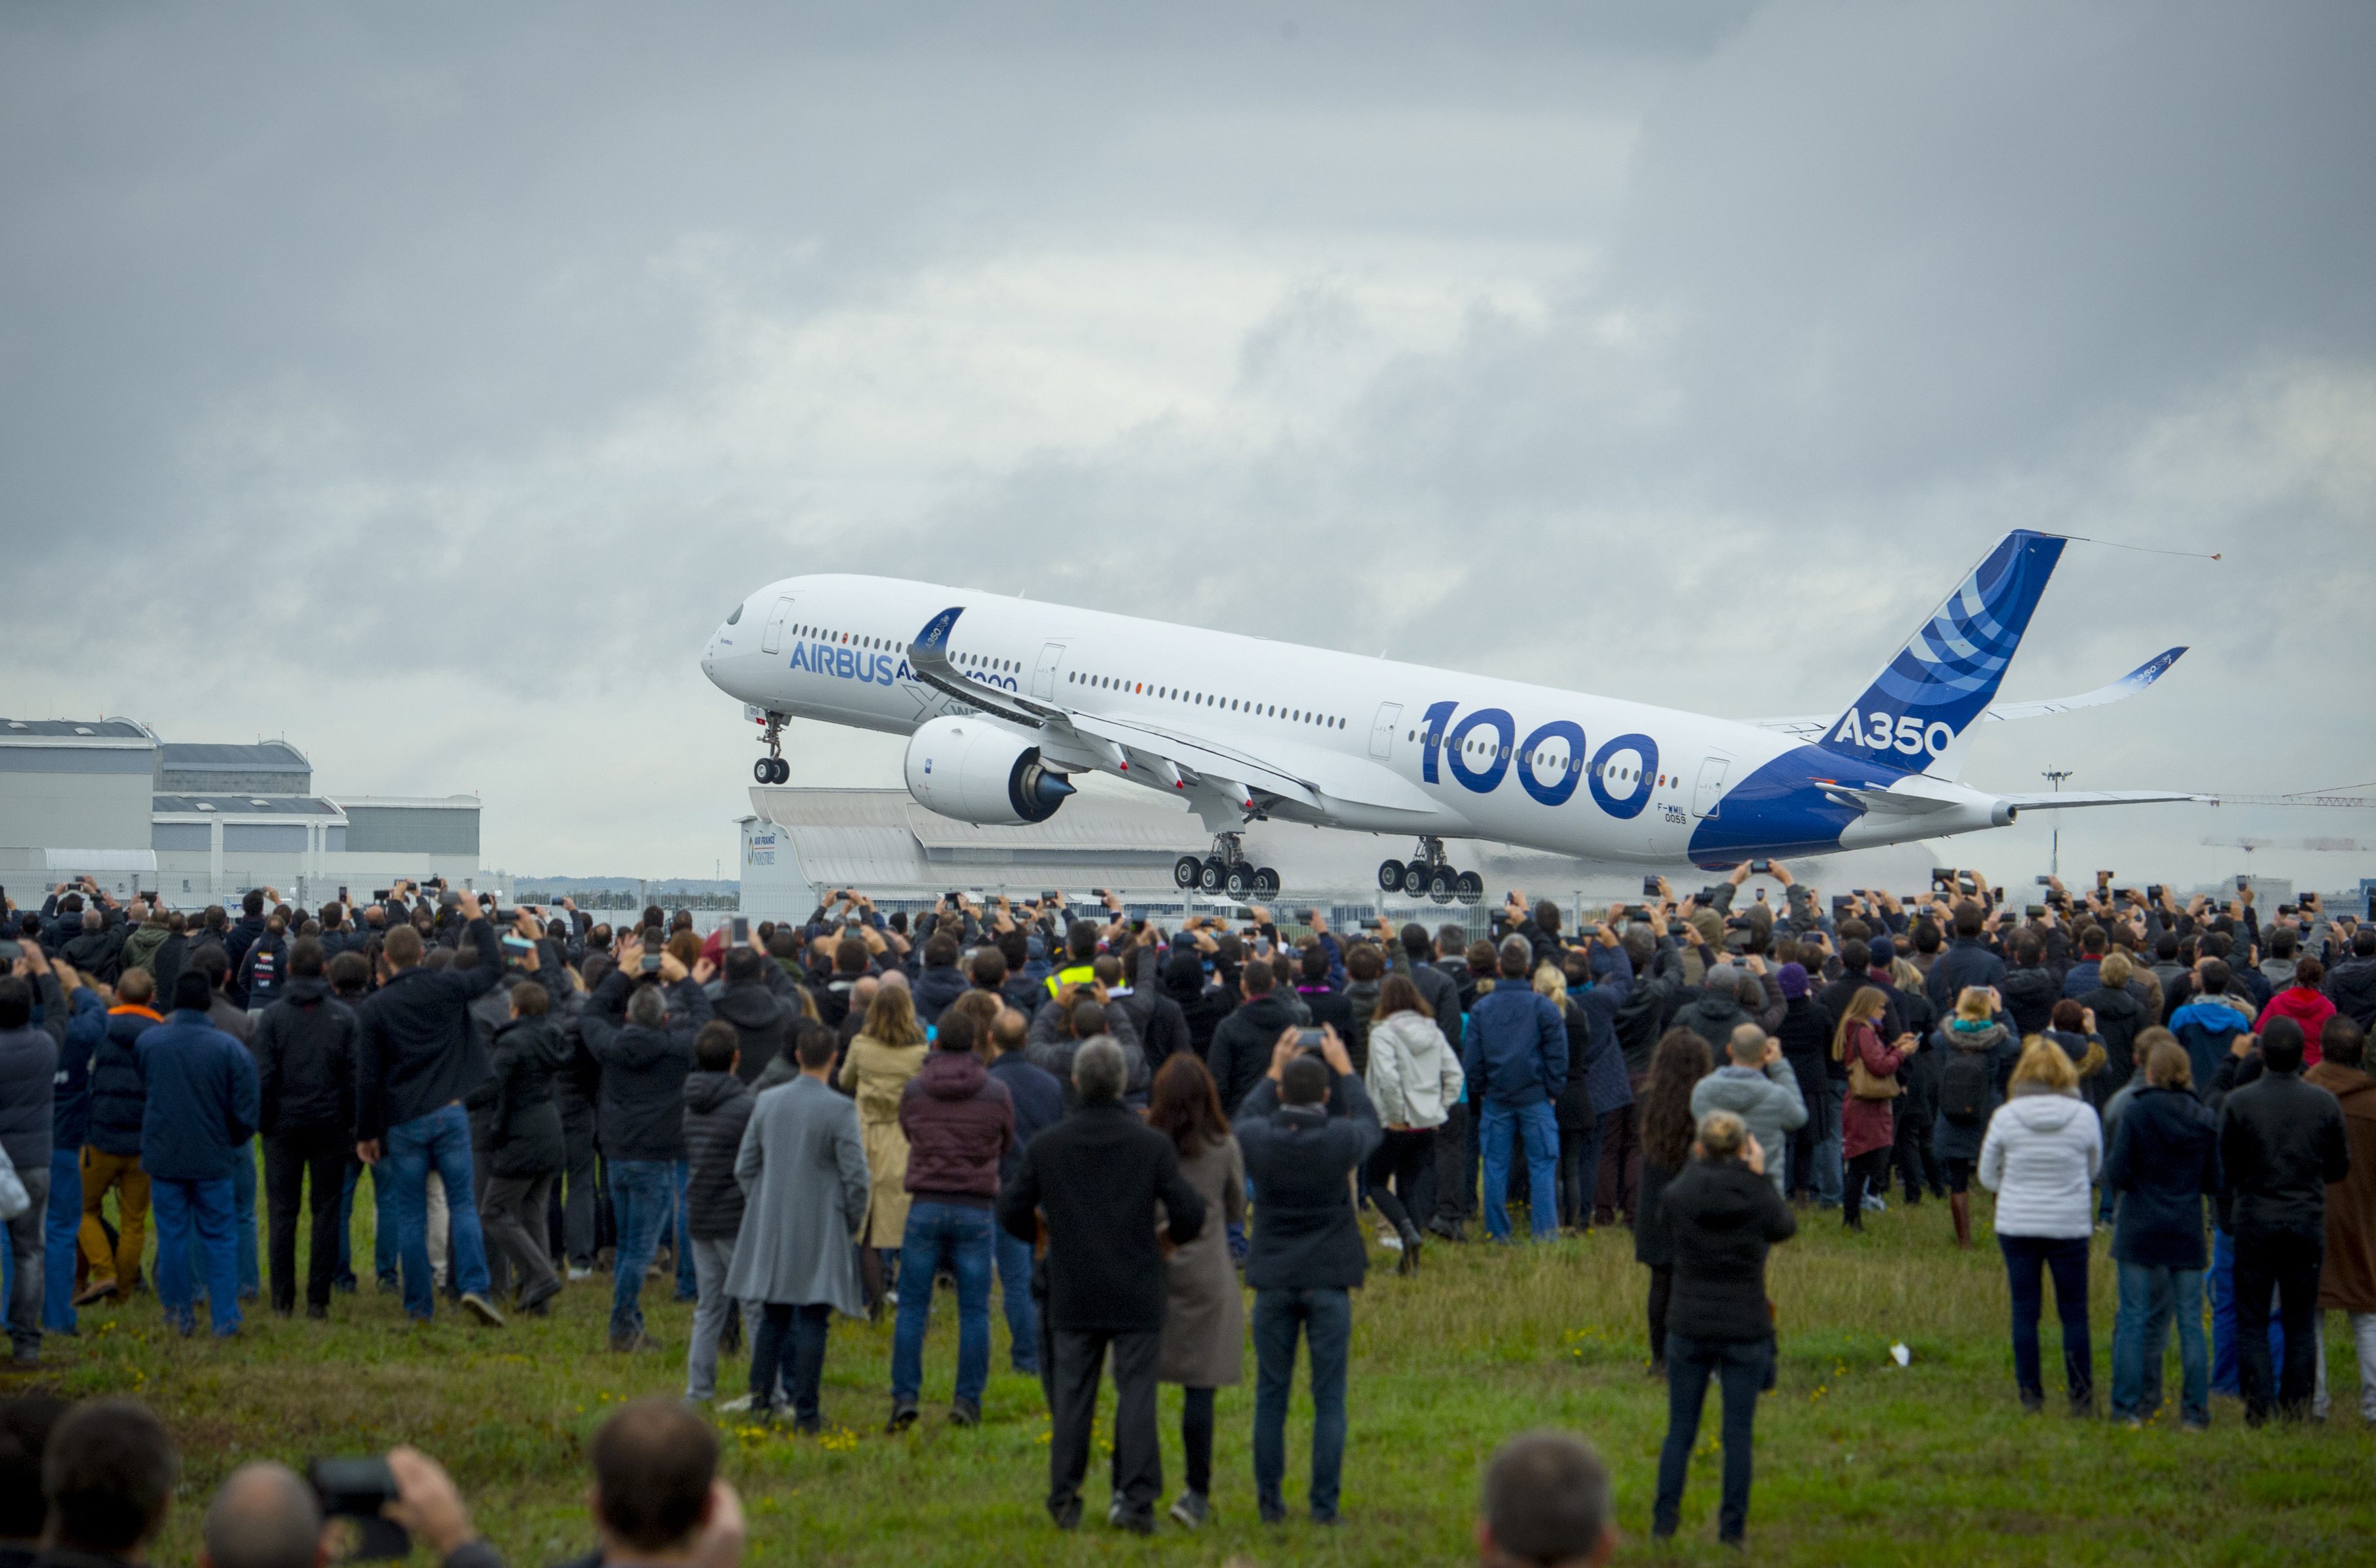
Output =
[{"x1": 307, "y1": 1457, "x2": 408, "y2": 1560}]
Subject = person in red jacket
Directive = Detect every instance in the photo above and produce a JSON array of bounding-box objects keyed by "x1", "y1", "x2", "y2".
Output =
[
  {"x1": 887, "y1": 1006, "x2": 1013, "y2": 1431},
  {"x1": 2259, "y1": 959, "x2": 2337, "y2": 1066},
  {"x1": 1833, "y1": 987, "x2": 1911, "y2": 1231}
]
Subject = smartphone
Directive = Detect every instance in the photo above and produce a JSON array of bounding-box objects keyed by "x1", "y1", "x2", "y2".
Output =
[
  {"x1": 307, "y1": 1457, "x2": 408, "y2": 1560},
  {"x1": 641, "y1": 947, "x2": 664, "y2": 974},
  {"x1": 1622, "y1": 905, "x2": 1650, "y2": 921},
  {"x1": 731, "y1": 915, "x2": 751, "y2": 943},
  {"x1": 1295, "y1": 1028, "x2": 1323, "y2": 1053},
  {"x1": 2235, "y1": 875, "x2": 2250, "y2": 892},
  {"x1": 1930, "y1": 868, "x2": 1955, "y2": 890},
  {"x1": 338, "y1": 885, "x2": 350, "y2": 904},
  {"x1": 1831, "y1": 895, "x2": 1853, "y2": 912},
  {"x1": 0, "y1": 940, "x2": 20, "y2": 965},
  {"x1": 2146, "y1": 885, "x2": 2164, "y2": 902},
  {"x1": 2025, "y1": 904, "x2": 2046, "y2": 918},
  {"x1": 499, "y1": 934, "x2": 531, "y2": 956},
  {"x1": 1749, "y1": 860, "x2": 1771, "y2": 874},
  {"x1": 1754, "y1": 888, "x2": 1767, "y2": 902},
  {"x1": 1092, "y1": 889, "x2": 1109, "y2": 899},
  {"x1": 1641, "y1": 875, "x2": 1660, "y2": 897},
  {"x1": 2035, "y1": 874, "x2": 2054, "y2": 886},
  {"x1": 1043, "y1": 890, "x2": 1060, "y2": 903}
]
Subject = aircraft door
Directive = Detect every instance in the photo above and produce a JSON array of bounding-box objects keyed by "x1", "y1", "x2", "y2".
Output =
[
  {"x1": 1031, "y1": 641, "x2": 1069, "y2": 701},
  {"x1": 761, "y1": 596, "x2": 796, "y2": 655},
  {"x1": 1369, "y1": 702, "x2": 1402, "y2": 760},
  {"x1": 1692, "y1": 755, "x2": 1731, "y2": 819}
]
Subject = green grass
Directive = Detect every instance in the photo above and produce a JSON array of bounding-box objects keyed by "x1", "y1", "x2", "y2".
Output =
[{"x1": 39, "y1": 1187, "x2": 2376, "y2": 1566}]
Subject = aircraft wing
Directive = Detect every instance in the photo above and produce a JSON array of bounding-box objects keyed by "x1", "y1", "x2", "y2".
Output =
[
  {"x1": 904, "y1": 605, "x2": 1438, "y2": 816},
  {"x1": 1750, "y1": 647, "x2": 2188, "y2": 740},
  {"x1": 1997, "y1": 790, "x2": 2206, "y2": 811}
]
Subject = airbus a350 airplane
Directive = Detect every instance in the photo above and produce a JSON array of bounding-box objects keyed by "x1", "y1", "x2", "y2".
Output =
[{"x1": 701, "y1": 530, "x2": 2196, "y2": 904}]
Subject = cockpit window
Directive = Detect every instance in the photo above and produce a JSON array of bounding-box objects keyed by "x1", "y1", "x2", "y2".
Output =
[{"x1": 725, "y1": 603, "x2": 743, "y2": 625}]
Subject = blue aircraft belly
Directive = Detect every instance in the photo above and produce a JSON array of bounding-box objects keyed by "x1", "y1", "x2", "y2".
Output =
[{"x1": 1685, "y1": 746, "x2": 1870, "y2": 867}]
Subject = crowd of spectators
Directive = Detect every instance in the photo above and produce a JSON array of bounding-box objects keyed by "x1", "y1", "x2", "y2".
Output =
[{"x1": 2, "y1": 860, "x2": 2372, "y2": 1547}]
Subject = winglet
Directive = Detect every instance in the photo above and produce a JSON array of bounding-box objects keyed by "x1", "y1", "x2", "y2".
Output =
[{"x1": 910, "y1": 606, "x2": 963, "y2": 664}]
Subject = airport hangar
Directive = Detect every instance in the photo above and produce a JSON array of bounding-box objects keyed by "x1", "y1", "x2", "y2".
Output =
[{"x1": 0, "y1": 717, "x2": 510, "y2": 909}]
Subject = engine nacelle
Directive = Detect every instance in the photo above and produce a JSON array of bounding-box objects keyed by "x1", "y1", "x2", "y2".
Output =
[{"x1": 902, "y1": 716, "x2": 1075, "y2": 826}]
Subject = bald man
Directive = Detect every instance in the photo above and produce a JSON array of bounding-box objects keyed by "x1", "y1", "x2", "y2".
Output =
[{"x1": 201, "y1": 1463, "x2": 325, "y2": 1568}]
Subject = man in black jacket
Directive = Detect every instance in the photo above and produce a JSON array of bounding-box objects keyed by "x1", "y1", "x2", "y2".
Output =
[
  {"x1": 253, "y1": 938, "x2": 354, "y2": 1319},
  {"x1": 2219, "y1": 1016, "x2": 2351, "y2": 1423},
  {"x1": 1236, "y1": 1025, "x2": 1381, "y2": 1526},
  {"x1": 1204, "y1": 962, "x2": 1297, "y2": 1116},
  {"x1": 581, "y1": 938, "x2": 712, "y2": 1352},
  {"x1": 354, "y1": 892, "x2": 510, "y2": 1327},
  {"x1": 1925, "y1": 902, "x2": 2007, "y2": 1014},
  {"x1": 998, "y1": 1038, "x2": 1204, "y2": 1535},
  {"x1": 711, "y1": 949, "x2": 790, "y2": 1084},
  {"x1": 682, "y1": 1022, "x2": 756, "y2": 1403}
]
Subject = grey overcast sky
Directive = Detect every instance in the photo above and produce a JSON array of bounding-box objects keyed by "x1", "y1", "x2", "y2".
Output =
[{"x1": 3, "y1": 2, "x2": 2372, "y2": 886}]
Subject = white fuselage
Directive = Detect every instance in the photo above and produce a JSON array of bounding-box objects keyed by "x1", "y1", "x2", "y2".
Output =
[{"x1": 701, "y1": 573, "x2": 1933, "y2": 868}]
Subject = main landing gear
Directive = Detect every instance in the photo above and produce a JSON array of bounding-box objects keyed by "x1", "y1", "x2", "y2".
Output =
[
  {"x1": 1174, "y1": 834, "x2": 1279, "y2": 902},
  {"x1": 752, "y1": 713, "x2": 790, "y2": 784},
  {"x1": 1377, "y1": 837, "x2": 1482, "y2": 906}
]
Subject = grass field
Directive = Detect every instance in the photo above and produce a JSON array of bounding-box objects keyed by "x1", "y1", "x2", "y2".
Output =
[{"x1": 36, "y1": 1186, "x2": 2376, "y2": 1567}]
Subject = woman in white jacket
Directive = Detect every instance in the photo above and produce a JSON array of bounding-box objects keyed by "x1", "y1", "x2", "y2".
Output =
[
  {"x1": 1365, "y1": 973, "x2": 1466, "y2": 1274},
  {"x1": 1979, "y1": 1036, "x2": 2105, "y2": 1415}
]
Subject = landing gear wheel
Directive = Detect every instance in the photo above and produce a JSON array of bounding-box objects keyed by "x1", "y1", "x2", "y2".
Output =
[
  {"x1": 1400, "y1": 862, "x2": 1431, "y2": 899},
  {"x1": 1377, "y1": 858, "x2": 1406, "y2": 894},
  {"x1": 1428, "y1": 868, "x2": 1459, "y2": 904},
  {"x1": 752, "y1": 757, "x2": 779, "y2": 784},
  {"x1": 1198, "y1": 858, "x2": 1227, "y2": 894},
  {"x1": 1224, "y1": 864, "x2": 1256, "y2": 901},
  {"x1": 1455, "y1": 871, "x2": 1484, "y2": 906},
  {"x1": 1174, "y1": 855, "x2": 1203, "y2": 890},
  {"x1": 1253, "y1": 868, "x2": 1280, "y2": 898}
]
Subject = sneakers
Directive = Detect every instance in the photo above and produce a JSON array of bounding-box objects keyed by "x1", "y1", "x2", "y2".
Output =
[
  {"x1": 1105, "y1": 1497, "x2": 1153, "y2": 1534},
  {"x1": 885, "y1": 1402, "x2": 919, "y2": 1435},
  {"x1": 459, "y1": 1293, "x2": 507, "y2": 1328},
  {"x1": 948, "y1": 1399, "x2": 980, "y2": 1428},
  {"x1": 71, "y1": 1279, "x2": 119, "y2": 1309},
  {"x1": 566, "y1": 1266, "x2": 594, "y2": 1282},
  {"x1": 1168, "y1": 1491, "x2": 1209, "y2": 1529}
]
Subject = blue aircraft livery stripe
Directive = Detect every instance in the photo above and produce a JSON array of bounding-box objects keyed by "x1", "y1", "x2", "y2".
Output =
[
  {"x1": 1685, "y1": 745, "x2": 1882, "y2": 867},
  {"x1": 1823, "y1": 529, "x2": 2065, "y2": 774}
]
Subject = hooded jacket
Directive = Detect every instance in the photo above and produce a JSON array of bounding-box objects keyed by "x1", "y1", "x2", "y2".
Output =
[
  {"x1": 1690, "y1": 1061, "x2": 1807, "y2": 1193},
  {"x1": 711, "y1": 981, "x2": 792, "y2": 1085},
  {"x1": 1657, "y1": 1156, "x2": 1796, "y2": 1343},
  {"x1": 897, "y1": 1048, "x2": 1014, "y2": 1205},
  {"x1": 1207, "y1": 990, "x2": 1298, "y2": 1115},
  {"x1": 681, "y1": 1068, "x2": 756, "y2": 1239},
  {"x1": 2170, "y1": 992, "x2": 2256, "y2": 1105},
  {"x1": 2080, "y1": 982, "x2": 2148, "y2": 1093},
  {"x1": 910, "y1": 961, "x2": 970, "y2": 1027},
  {"x1": 138, "y1": 1009, "x2": 260, "y2": 1183},
  {"x1": 86, "y1": 1006, "x2": 161, "y2": 1157},
  {"x1": 2218, "y1": 1066, "x2": 2349, "y2": 1239},
  {"x1": 237, "y1": 929, "x2": 290, "y2": 1012},
  {"x1": 986, "y1": 1050, "x2": 1063, "y2": 1185},
  {"x1": 253, "y1": 976, "x2": 356, "y2": 1138},
  {"x1": 118, "y1": 921, "x2": 169, "y2": 980},
  {"x1": 1461, "y1": 982, "x2": 1569, "y2": 1111},
  {"x1": 2306, "y1": 1061, "x2": 2376, "y2": 1311},
  {"x1": 1364, "y1": 1010, "x2": 1464, "y2": 1130},
  {"x1": 1978, "y1": 1086, "x2": 2103, "y2": 1239},
  {"x1": 2103, "y1": 1084, "x2": 2219, "y2": 1270},
  {"x1": 1671, "y1": 984, "x2": 1750, "y2": 1054},
  {"x1": 52, "y1": 986, "x2": 106, "y2": 1155},
  {"x1": 2258, "y1": 986, "x2": 2337, "y2": 1063},
  {"x1": 1931, "y1": 1020, "x2": 2017, "y2": 1162},
  {"x1": 1999, "y1": 962, "x2": 2061, "y2": 1040},
  {"x1": 478, "y1": 1016, "x2": 567, "y2": 1180},
  {"x1": 2326, "y1": 954, "x2": 2376, "y2": 1029},
  {"x1": 0, "y1": 984, "x2": 62, "y2": 1172},
  {"x1": 1925, "y1": 936, "x2": 2008, "y2": 1014}
]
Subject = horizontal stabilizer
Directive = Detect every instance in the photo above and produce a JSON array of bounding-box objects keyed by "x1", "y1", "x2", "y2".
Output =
[
  {"x1": 1751, "y1": 645, "x2": 2187, "y2": 740},
  {"x1": 1997, "y1": 790, "x2": 2205, "y2": 811}
]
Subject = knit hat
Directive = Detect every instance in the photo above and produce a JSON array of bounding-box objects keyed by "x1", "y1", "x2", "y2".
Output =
[
  {"x1": 1868, "y1": 934, "x2": 1896, "y2": 968},
  {"x1": 1777, "y1": 961, "x2": 1809, "y2": 1000},
  {"x1": 172, "y1": 970, "x2": 214, "y2": 1012}
]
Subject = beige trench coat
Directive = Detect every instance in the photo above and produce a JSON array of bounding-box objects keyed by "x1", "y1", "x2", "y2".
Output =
[{"x1": 839, "y1": 1033, "x2": 927, "y2": 1246}]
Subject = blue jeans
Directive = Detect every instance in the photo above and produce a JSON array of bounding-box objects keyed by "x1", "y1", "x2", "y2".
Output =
[
  {"x1": 2210, "y1": 1226, "x2": 2285, "y2": 1396},
  {"x1": 1253, "y1": 1286, "x2": 1351, "y2": 1521},
  {"x1": 384, "y1": 1104, "x2": 491, "y2": 1320},
  {"x1": 1811, "y1": 1079, "x2": 1844, "y2": 1208},
  {"x1": 2000, "y1": 1234, "x2": 2092, "y2": 1405},
  {"x1": 0, "y1": 1164, "x2": 50, "y2": 1353},
  {"x1": 1653, "y1": 1335, "x2": 1769, "y2": 1543},
  {"x1": 43, "y1": 1148, "x2": 79, "y2": 1333},
  {"x1": 608, "y1": 1159, "x2": 676, "y2": 1339},
  {"x1": 339, "y1": 1158, "x2": 400, "y2": 1286},
  {"x1": 1479, "y1": 1100, "x2": 1560, "y2": 1242},
  {"x1": 993, "y1": 1225, "x2": 1040, "y2": 1373},
  {"x1": 2112, "y1": 1261, "x2": 2206, "y2": 1425},
  {"x1": 152, "y1": 1176, "x2": 239, "y2": 1335},
  {"x1": 672, "y1": 1160, "x2": 697, "y2": 1301},
  {"x1": 891, "y1": 1201, "x2": 995, "y2": 1409},
  {"x1": 195, "y1": 1138, "x2": 260, "y2": 1301}
]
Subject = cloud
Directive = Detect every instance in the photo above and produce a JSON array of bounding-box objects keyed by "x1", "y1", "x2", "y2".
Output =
[{"x1": 2, "y1": 1, "x2": 2369, "y2": 888}]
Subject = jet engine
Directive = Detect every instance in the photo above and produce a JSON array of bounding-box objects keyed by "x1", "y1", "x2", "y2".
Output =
[{"x1": 902, "y1": 716, "x2": 1075, "y2": 826}]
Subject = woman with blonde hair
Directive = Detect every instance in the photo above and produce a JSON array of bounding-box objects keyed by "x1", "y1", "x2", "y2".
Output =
[
  {"x1": 839, "y1": 983, "x2": 930, "y2": 1314},
  {"x1": 1831, "y1": 988, "x2": 1909, "y2": 1231},
  {"x1": 1979, "y1": 1035, "x2": 2105, "y2": 1413}
]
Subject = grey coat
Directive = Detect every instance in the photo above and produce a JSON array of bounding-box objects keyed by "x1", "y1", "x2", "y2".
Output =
[
  {"x1": 1689, "y1": 1061, "x2": 1808, "y2": 1195},
  {"x1": 724, "y1": 1073, "x2": 870, "y2": 1316},
  {"x1": 1157, "y1": 1134, "x2": 1248, "y2": 1388}
]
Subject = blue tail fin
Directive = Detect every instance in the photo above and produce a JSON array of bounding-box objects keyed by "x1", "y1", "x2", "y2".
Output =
[{"x1": 1822, "y1": 530, "x2": 2066, "y2": 778}]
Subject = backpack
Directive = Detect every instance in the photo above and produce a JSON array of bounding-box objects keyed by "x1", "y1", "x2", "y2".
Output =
[{"x1": 1940, "y1": 1048, "x2": 1990, "y2": 1125}]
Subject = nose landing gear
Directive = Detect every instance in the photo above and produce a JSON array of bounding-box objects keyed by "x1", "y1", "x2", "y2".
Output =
[
  {"x1": 1376, "y1": 839, "x2": 1483, "y2": 906},
  {"x1": 753, "y1": 713, "x2": 790, "y2": 784}
]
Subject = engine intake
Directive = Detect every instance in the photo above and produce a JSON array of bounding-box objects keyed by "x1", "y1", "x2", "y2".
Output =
[{"x1": 902, "y1": 716, "x2": 1075, "y2": 826}]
